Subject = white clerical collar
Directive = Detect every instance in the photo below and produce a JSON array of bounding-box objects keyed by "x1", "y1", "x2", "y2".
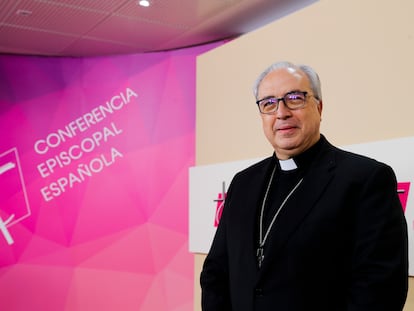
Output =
[{"x1": 279, "y1": 158, "x2": 298, "y2": 171}]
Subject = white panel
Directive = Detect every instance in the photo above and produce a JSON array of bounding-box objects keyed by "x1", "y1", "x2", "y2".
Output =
[{"x1": 189, "y1": 157, "x2": 262, "y2": 253}]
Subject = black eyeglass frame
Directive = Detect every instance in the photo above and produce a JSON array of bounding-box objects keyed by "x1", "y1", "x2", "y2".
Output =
[{"x1": 256, "y1": 91, "x2": 314, "y2": 114}]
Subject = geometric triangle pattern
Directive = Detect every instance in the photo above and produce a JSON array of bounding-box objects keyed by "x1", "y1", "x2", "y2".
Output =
[{"x1": 0, "y1": 41, "x2": 221, "y2": 310}]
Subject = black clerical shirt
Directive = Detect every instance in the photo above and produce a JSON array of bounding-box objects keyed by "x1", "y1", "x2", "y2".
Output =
[{"x1": 259, "y1": 137, "x2": 324, "y2": 254}]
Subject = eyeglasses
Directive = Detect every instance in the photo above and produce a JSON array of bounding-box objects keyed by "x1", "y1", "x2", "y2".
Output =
[{"x1": 256, "y1": 91, "x2": 311, "y2": 114}]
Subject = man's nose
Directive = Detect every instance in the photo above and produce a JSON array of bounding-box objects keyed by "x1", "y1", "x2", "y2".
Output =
[{"x1": 276, "y1": 100, "x2": 291, "y2": 118}]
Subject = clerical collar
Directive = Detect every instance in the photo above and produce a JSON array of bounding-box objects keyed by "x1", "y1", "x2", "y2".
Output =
[
  {"x1": 275, "y1": 135, "x2": 325, "y2": 172},
  {"x1": 279, "y1": 158, "x2": 298, "y2": 171}
]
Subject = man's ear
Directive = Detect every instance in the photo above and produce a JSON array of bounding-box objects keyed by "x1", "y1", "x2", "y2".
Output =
[{"x1": 317, "y1": 100, "x2": 323, "y2": 116}]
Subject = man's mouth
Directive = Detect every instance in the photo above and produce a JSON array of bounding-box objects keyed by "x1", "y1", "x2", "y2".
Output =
[{"x1": 276, "y1": 125, "x2": 297, "y2": 132}]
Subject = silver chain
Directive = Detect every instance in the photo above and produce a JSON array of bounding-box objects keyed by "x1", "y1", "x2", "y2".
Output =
[{"x1": 257, "y1": 165, "x2": 303, "y2": 267}]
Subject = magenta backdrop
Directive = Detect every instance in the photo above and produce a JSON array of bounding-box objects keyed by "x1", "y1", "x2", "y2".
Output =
[{"x1": 0, "y1": 43, "x2": 219, "y2": 310}]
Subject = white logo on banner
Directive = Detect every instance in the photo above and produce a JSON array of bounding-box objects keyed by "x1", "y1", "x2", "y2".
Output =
[{"x1": 0, "y1": 148, "x2": 31, "y2": 245}]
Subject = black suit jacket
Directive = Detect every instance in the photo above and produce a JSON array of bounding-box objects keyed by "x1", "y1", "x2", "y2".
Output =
[{"x1": 200, "y1": 136, "x2": 408, "y2": 311}]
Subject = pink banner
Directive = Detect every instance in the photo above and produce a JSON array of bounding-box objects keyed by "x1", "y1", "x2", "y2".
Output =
[{"x1": 0, "y1": 43, "x2": 219, "y2": 310}]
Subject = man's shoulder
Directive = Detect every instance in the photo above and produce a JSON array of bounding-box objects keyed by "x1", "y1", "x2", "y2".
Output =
[
  {"x1": 322, "y1": 136, "x2": 386, "y2": 168},
  {"x1": 327, "y1": 144, "x2": 393, "y2": 178},
  {"x1": 333, "y1": 145, "x2": 383, "y2": 166}
]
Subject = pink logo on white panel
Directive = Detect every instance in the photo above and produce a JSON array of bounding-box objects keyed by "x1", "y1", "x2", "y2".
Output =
[
  {"x1": 213, "y1": 181, "x2": 227, "y2": 227},
  {"x1": 397, "y1": 182, "x2": 410, "y2": 213},
  {"x1": 0, "y1": 148, "x2": 31, "y2": 245}
]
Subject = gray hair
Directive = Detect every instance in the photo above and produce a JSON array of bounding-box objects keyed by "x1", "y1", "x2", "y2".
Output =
[{"x1": 253, "y1": 61, "x2": 322, "y2": 101}]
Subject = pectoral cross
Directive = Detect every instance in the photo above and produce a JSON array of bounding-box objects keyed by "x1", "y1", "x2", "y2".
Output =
[{"x1": 257, "y1": 247, "x2": 264, "y2": 268}]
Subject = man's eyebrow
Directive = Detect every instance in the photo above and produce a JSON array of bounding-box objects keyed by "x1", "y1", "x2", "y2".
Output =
[
  {"x1": 258, "y1": 90, "x2": 303, "y2": 101},
  {"x1": 258, "y1": 95, "x2": 277, "y2": 101},
  {"x1": 285, "y1": 89, "x2": 302, "y2": 94}
]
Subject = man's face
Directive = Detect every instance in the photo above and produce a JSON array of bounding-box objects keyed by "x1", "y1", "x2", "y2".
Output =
[{"x1": 257, "y1": 67, "x2": 323, "y2": 160}]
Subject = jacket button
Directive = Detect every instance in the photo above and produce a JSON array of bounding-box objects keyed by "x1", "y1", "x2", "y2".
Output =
[{"x1": 254, "y1": 288, "x2": 263, "y2": 297}]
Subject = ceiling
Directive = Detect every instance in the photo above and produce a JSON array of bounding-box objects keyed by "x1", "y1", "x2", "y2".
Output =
[{"x1": 0, "y1": 0, "x2": 316, "y2": 57}]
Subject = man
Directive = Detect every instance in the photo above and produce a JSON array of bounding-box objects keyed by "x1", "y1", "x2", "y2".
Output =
[{"x1": 200, "y1": 61, "x2": 408, "y2": 310}]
